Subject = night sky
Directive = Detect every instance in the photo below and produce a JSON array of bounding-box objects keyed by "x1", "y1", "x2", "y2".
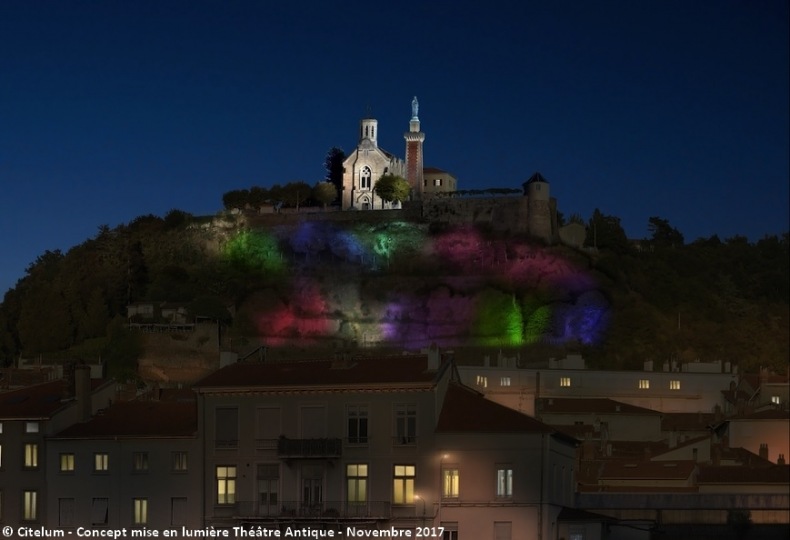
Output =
[{"x1": 1, "y1": 0, "x2": 787, "y2": 298}]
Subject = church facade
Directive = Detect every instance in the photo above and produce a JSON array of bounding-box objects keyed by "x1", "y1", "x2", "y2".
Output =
[{"x1": 341, "y1": 97, "x2": 456, "y2": 210}]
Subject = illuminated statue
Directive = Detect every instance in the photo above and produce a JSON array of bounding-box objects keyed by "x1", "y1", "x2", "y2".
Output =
[{"x1": 411, "y1": 96, "x2": 419, "y2": 119}]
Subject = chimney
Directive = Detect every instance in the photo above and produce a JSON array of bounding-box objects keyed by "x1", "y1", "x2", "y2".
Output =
[
  {"x1": 427, "y1": 343, "x2": 441, "y2": 371},
  {"x1": 778, "y1": 454, "x2": 786, "y2": 465},
  {"x1": 75, "y1": 364, "x2": 92, "y2": 422},
  {"x1": 62, "y1": 361, "x2": 76, "y2": 400},
  {"x1": 759, "y1": 443, "x2": 769, "y2": 461}
]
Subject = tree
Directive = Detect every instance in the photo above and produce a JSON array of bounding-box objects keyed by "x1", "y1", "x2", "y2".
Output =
[
  {"x1": 280, "y1": 181, "x2": 312, "y2": 211},
  {"x1": 324, "y1": 147, "x2": 345, "y2": 202},
  {"x1": 222, "y1": 189, "x2": 249, "y2": 212},
  {"x1": 313, "y1": 181, "x2": 338, "y2": 209},
  {"x1": 648, "y1": 216, "x2": 684, "y2": 248},
  {"x1": 247, "y1": 186, "x2": 269, "y2": 212},
  {"x1": 586, "y1": 209, "x2": 630, "y2": 253},
  {"x1": 163, "y1": 209, "x2": 193, "y2": 229},
  {"x1": 374, "y1": 174, "x2": 410, "y2": 207}
]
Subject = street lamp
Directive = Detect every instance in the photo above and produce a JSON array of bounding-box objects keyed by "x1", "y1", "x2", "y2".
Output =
[{"x1": 414, "y1": 494, "x2": 426, "y2": 520}]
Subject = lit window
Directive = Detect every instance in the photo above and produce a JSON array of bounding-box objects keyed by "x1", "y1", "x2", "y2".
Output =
[
  {"x1": 560, "y1": 377, "x2": 571, "y2": 387},
  {"x1": 133, "y1": 498, "x2": 148, "y2": 525},
  {"x1": 24, "y1": 443, "x2": 39, "y2": 469},
  {"x1": 133, "y1": 452, "x2": 148, "y2": 472},
  {"x1": 442, "y1": 468, "x2": 459, "y2": 499},
  {"x1": 394, "y1": 404, "x2": 416, "y2": 445},
  {"x1": 347, "y1": 464, "x2": 368, "y2": 504},
  {"x1": 23, "y1": 490, "x2": 37, "y2": 521},
  {"x1": 434, "y1": 178, "x2": 442, "y2": 187},
  {"x1": 497, "y1": 467, "x2": 513, "y2": 497},
  {"x1": 500, "y1": 377, "x2": 511, "y2": 387},
  {"x1": 60, "y1": 453, "x2": 75, "y2": 472},
  {"x1": 639, "y1": 379, "x2": 650, "y2": 389},
  {"x1": 771, "y1": 396, "x2": 781, "y2": 405},
  {"x1": 172, "y1": 451, "x2": 188, "y2": 472},
  {"x1": 476, "y1": 375, "x2": 488, "y2": 388},
  {"x1": 670, "y1": 380, "x2": 681, "y2": 390},
  {"x1": 217, "y1": 466, "x2": 237, "y2": 505},
  {"x1": 347, "y1": 405, "x2": 369, "y2": 444},
  {"x1": 94, "y1": 453, "x2": 109, "y2": 472},
  {"x1": 25, "y1": 422, "x2": 39, "y2": 433},
  {"x1": 393, "y1": 465, "x2": 415, "y2": 504}
]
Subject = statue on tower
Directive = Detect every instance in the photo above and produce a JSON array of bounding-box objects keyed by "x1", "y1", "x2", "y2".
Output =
[{"x1": 411, "y1": 96, "x2": 419, "y2": 119}]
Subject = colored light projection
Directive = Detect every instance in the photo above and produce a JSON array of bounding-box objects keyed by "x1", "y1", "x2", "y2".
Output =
[
  {"x1": 222, "y1": 230, "x2": 285, "y2": 274},
  {"x1": 222, "y1": 221, "x2": 609, "y2": 348}
]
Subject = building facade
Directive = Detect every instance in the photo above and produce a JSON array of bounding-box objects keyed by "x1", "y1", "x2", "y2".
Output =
[{"x1": 193, "y1": 352, "x2": 577, "y2": 538}]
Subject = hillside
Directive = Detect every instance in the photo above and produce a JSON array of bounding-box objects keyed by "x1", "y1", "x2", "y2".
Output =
[{"x1": 0, "y1": 209, "x2": 787, "y2": 378}]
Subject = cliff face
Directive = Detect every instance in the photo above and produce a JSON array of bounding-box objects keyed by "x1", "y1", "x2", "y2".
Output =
[
  {"x1": 224, "y1": 220, "x2": 609, "y2": 349},
  {"x1": 137, "y1": 323, "x2": 219, "y2": 384}
]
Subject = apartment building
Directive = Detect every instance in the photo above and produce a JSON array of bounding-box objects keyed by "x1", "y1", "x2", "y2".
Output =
[
  {"x1": 0, "y1": 365, "x2": 114, "y2": 524},
  {"x1": 193, "y1": 352, "x2": 578, "y2": 538},
  {"x1": 46, "y1": 400, "x2": 201, "y2": 529}
]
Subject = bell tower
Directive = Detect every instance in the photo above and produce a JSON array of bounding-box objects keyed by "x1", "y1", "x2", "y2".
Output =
[{"x1": 404, "y1": 96, "x2": 425, "y2": 198}]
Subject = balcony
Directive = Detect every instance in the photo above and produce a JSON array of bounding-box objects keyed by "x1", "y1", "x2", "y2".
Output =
[
  {"x1": 277, "y1": 437, "x2": 342, "y2": 459},
  {"x1": 234, "y1": 500, "x2": 394, "y2": 520}
]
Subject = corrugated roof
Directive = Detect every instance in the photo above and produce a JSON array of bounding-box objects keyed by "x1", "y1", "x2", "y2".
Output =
[
  {"x1": 194, "y1": 355, "x2": 439, "y2": 391},
  {"x1": 54, "y1": 401, "x2": 196, "y2": 438}
]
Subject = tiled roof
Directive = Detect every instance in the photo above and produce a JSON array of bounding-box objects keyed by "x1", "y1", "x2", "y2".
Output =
[
  {"x1": 650, "y1": 435, "x2": 709, "y2": 459},
  {"x1": 436, "y1": 383, "x2": 573, "y2": 441},
  {"x1": 423, "y1": 167, "x2": 449, "y2": 175},
  {"x1": 557, "y1": 507, "x2": 615, "y2": 523},
  {"x1": 721, "y1": 388, "x2": 750, "y2": 404},
  {"x1": 54, "y1": 401, "x2": 196, "y2": 438},
  {"x1": 728, "y1": 409, "x2": 790, "y2": 420},
  {"x1": 0, "y1": 379, "x2": 107, "y2": 420},
  {"x1": 606, "y1": 440, "x2": 670, "y2": 460},
  {"x1": 537, "y1": 397, "x2": 661, "y2": 416},
  {"x1": 698, "y1": 464, "x2": 790, "y2": 484},
  {"x1": 599, "y1": 460, "x2": 697, "y2": 480},
  {"x1": 194, "y1": 355, "x2": 440, "y2": 391},
  {"x1": 661, "y1": 412, "x2": 716, "y2": 432}
]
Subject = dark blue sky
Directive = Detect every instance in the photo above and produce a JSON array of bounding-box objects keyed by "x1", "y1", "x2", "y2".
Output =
[{"x1": 1, "y1": 0, "x2": 788, "y2": 297}]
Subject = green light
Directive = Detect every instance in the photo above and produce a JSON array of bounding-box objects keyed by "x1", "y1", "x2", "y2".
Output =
[
  {"x1": 524, "y1": 305, "x2": 551, "y2": 344},
  {"x1": 473, "y1": 290, "x2": 524, "y2": 346},
  {"x1": 223, "y1": 230, "x2": 285, "y2": 274}
]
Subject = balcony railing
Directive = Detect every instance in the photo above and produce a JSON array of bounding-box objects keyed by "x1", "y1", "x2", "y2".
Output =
[
  {"x1": 277, "y1": 437, "x2": 342, "y2": 458},
  {"x1": 234, "y1": 500, "x2": 395, "y2": 519}
]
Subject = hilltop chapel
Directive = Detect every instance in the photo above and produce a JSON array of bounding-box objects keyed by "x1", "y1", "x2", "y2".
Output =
[{"x1": 341, "y1": 97, "x2": 457, "y2": 210}]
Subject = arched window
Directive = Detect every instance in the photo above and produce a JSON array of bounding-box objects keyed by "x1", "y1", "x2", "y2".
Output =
[{"x1": 360, "y1": 166, "x2": 372, "y2": 189}]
